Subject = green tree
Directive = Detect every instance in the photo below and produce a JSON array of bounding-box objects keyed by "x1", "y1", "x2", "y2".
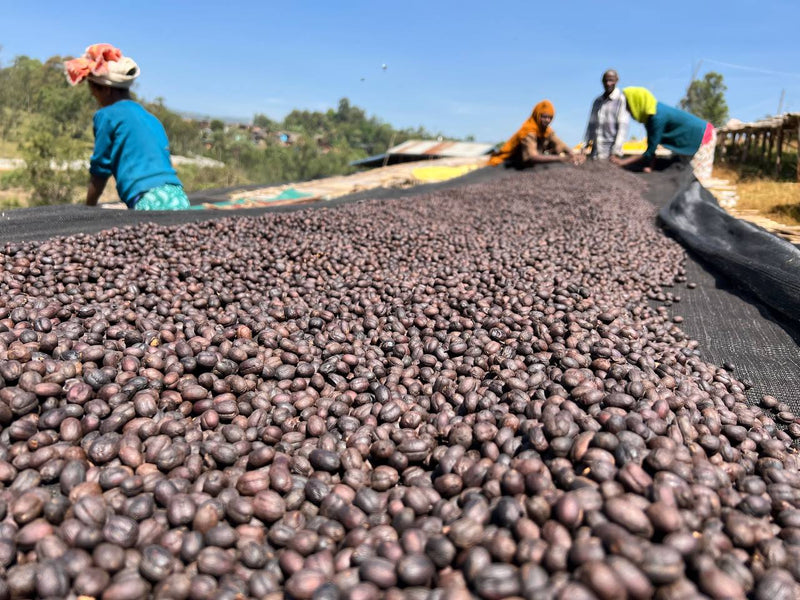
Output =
[
  {"x1": 210, "y1": 119, "x2": 225, "y2": 132},
  {"x1": 20, "y1": 114, "x2": 86, "y2": 205},
  {"x1": 146, "y1": 99, "x2": 202, "y2": 156},
  {"x1": 680, "y1": 72, "x2": 729, "y2": 128},
  {"x1": 253, "y1": 113, "x2": 277, "y2": 130}
]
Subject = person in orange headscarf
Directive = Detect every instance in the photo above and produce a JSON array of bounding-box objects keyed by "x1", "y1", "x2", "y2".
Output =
[{"x1": 489, "y1": 100, "x2": 584, "y2": 168}]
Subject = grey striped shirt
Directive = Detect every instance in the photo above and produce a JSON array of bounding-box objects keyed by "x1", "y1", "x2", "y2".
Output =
[{"x1": 583, "y1": 88, "x2": 629, "y2": 159}]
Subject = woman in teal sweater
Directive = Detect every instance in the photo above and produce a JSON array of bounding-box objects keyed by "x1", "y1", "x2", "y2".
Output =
[
  {"x1": 611, "y1": 87, "x2": 716, "y2": 181},
  {"x1": 65, "y1": 44, "x2": 189, "y2": 210}
]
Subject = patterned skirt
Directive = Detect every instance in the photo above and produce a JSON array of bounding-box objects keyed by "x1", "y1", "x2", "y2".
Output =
[
  {"x1": 133, "y1": 184, "x2": 190, "y2": 211},
  {"x1": 689, "y1": 124, "x2": 716, "y2": 182}
]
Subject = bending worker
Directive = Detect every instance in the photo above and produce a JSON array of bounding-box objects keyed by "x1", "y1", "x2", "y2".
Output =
[
  {"x1": 611, "y1": 87, "x2": 716, "y2": 181},
  {"x1": 489, "y1": 100, "x2": 584, "y2": 168},
  {"x1": 582, "y1": 69, "x2": 629, "y2": 160},
  {"x1": 65, "y1": 44, "x2": 190, "y2": 210}
]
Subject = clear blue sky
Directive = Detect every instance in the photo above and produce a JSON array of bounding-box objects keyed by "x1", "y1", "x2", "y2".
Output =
[{"x1": 3, "y1": 1, "x2": 799, "y2": 145}]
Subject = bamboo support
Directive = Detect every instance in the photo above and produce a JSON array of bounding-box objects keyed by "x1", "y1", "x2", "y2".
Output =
[
  {"x1": 742, "y1": 131, "x2": 751, "y2": 163},
  {"x1": 717, "y1": 113, "x2": 800, "y2": 179},
  {"x1": 767, "y1": 129, "x2": 775, "y2": 161}
]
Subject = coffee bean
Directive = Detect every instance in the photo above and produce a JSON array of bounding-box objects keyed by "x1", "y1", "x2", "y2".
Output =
[
  {"x1": 359, "y1": 557, "x2": 397, "y2": 589},
  {"x1": 101, "y1": 573, "x2": 151, "y2": 600},
  {"x1": 139, "y1": 544, "x2": 175, "y2": 582},
  {"x1": 197, "y1": 547, "x2": 235, "y2": 576},
  {"x1": 0, "y1": 168, "x2": 797, "y2": 597},
  {"x1": 35, "y1": 560, "x2": 70, "y2": 598},
  {"x1": 473, "y1": 564, "x2": 521, "y2": 600},
  {"x1": 74, "y1": 567, "x2": 111, "y2": 597},
  {"x1": 286, "y1": 568, "x2": 327, "y2": 599},
  {"x1": 639, "y1": 544, "x2": 684, "y2": 585}
]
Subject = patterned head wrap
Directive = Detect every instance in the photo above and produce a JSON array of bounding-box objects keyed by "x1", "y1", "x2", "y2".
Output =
[{"x1": 64, "y1": 44, "x2": 140, "y2": 89}]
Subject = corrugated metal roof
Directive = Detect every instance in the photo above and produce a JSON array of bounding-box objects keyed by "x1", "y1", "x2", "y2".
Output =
[{"x1": 387, "y1": 140, "x2": 495, "y2": 157}]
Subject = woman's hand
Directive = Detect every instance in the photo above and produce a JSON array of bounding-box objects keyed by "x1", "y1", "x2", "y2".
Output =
[{"x1": 610, "y1": 155, "x2": 641, "y2": 169}]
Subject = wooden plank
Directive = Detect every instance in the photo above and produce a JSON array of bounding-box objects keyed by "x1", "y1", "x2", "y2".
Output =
[
  {"x1": 767, "y1": 129, "x2": 775, "y2": 161},
  {"x1": 743, "y1": 132, "x2": 751, "y2": 163}
]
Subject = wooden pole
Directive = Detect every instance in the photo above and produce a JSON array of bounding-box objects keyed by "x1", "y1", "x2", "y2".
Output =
[
  {"x1": 740, "y1": 132, "x2": 746, "y2": 160},
  {"x1": 796, "y1": 118, "x2": 800, "y2": 182},
  {"x1": 775, "y1": 125, "x2": 784, "y2": 179},
  {"x1": 719, "y1": 132, "x2": 728, "y2": 160},
  {"x1": 743, "y1": 131, "x2": 751, "y2": 163},
  {"x1": 760, "y1": 130, "x2": 767, "y2": 163},
  {"x1": 767, "y1": 129, "x2": 775, "y2": 161}
]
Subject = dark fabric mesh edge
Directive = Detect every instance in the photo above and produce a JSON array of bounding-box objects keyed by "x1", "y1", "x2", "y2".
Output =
[
  {"x1": 658, "y1": 170, "x2": 800, "y2": 324},
  {"x1": 638, "y1": 166, "x2": 800, "y2": 408}
]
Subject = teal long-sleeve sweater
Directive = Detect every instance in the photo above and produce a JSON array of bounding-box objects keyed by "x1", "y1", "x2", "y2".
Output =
[
  {"x1": 90, "y1": 100, "x2": 182, "y2": 207},
  {"x1": 644, "y1": 102, "x2": 707, "y2": 161}
]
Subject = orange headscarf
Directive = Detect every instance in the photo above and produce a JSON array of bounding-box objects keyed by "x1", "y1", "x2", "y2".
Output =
[
  {"x1": 64, "y1": 43, "x2": 123, "y2": 86},
  {"x1": 489, "y1": 100, "x2": 555, "y2": 166}
]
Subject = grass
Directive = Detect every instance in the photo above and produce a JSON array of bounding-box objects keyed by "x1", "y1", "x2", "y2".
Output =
[
  {"x1": 0, "y1": 189, "x2": 28, "y2": 210},
  {"x1": 176, "y1": 164, "x2": 250, "y2": 191},
  {"x1": 0, "y1": 136, "x2": 20, "y2": 158},
  {"x1": 714, "y1": 164, "x2": 800, "y2": 227}
]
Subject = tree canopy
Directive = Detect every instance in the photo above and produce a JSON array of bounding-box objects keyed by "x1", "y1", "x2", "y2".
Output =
[{"x1": 679, "y1": 72, "x2": 729, "y2": 128}]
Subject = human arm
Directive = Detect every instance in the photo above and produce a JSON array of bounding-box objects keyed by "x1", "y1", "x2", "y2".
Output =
[
  {"x1": 521, "y1": 133, "x2": 561, "y2": 164},
  {"x1": 641, "y1": 113, "x2": 663, "y2": 165},
  {"x1": 521, "y1": 133, "x2": 584, "y2": 165},
  {"x1": 86, "y1": 174, "x2": 109, "y2": 206},
  {"x1": 550, "y1": 134, "x2": 586, "y2": 165},
  {"x1": 609, "y1": 150, "x2": 655, "y2": 171},
  {"x1": 633, "y1": 114, "x2": 662, "y2": 172},
  {"x1": 611, "y1": 114, "x2": 659, "y2": 171},
  {"x1": 609, "y1": 154, "x2": 643, "y2": 168},
  {"x1": 88, "y1": 110, "x2": 114, "y2": 205}
]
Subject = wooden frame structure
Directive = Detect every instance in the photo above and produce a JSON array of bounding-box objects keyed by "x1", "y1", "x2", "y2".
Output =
[{"x1": 716, "y1": 112, "x2": 800, "y2": 181}]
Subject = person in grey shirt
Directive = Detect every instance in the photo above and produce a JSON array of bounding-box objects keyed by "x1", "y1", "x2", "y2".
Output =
[{"x1": 583, "y1": 69, "x2": 629, "y2": 160}]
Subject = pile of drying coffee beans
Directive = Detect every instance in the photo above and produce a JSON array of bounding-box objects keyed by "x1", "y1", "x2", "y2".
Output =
[{"x1": 0, "y1": 164, "x2": 798, "y2": 600}]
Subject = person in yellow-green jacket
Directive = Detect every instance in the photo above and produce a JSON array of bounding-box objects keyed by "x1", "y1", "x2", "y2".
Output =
[{"x1": 611, "y1": 87, "x2": 716, "y2": 181}]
